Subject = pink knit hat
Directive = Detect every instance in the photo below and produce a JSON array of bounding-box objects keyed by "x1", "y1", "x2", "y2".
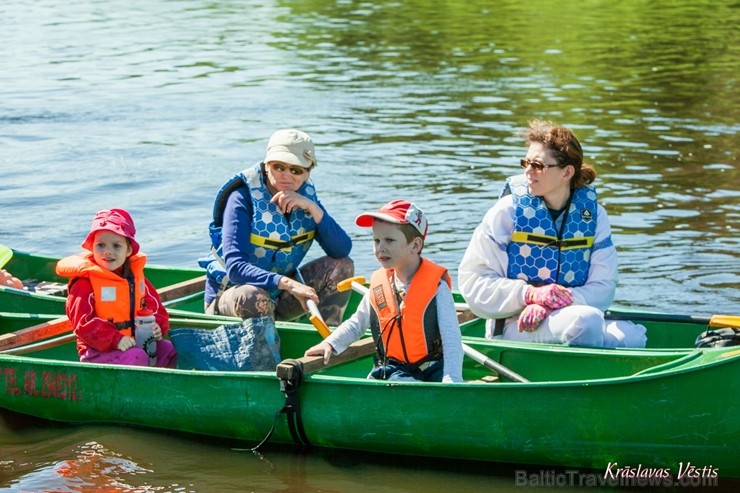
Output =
[{"x1": 81, "y1": 208, "x2": 140, "y2": 255}]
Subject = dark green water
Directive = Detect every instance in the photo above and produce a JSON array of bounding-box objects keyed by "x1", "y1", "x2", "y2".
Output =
[{"x1": 1, "y1": 0, "x2": 738, "y2": 491}]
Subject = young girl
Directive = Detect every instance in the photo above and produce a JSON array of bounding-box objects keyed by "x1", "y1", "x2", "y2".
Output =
[
  {"x1": 56, "y1": 208, "x2": 177, "y2": 367},
  {"x1": 305, "y1": 200, "x2": 463, "y2": 383}
]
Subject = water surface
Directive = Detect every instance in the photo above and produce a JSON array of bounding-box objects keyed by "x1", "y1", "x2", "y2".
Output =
[{"x1": 1, "y1": 0, "x2": 738, "y2": 491}]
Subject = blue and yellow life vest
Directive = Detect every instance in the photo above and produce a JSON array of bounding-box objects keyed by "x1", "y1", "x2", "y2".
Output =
[
  {"x1": 501, "y1": 174, "x2": 601, "y2": 287},
  {"x1": 201, "y1": 163, "x2": 318, "y2": 296}
]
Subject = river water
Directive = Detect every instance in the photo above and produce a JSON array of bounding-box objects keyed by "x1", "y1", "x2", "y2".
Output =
[{"x1": 1, "y1": 0, "x2": 738, "y2": 491}]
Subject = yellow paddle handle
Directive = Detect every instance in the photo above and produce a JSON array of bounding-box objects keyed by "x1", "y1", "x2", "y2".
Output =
[
  {"x1": 709, "y1": 315, "x2": 739, "y2": 329},
  {"x1": 309, "y1": 314, "x2": 332, "y2": 339}
]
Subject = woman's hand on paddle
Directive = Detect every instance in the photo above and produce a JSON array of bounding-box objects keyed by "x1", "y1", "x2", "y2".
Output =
[
  {"x1": 305, "y1": 341, "x2": 335, "y2": 365},
  {"x1": 279, "y1": 276, "x2": 319, "y2": 310},
  {"x1": 117, "y1": 336, "x2": 136, "y2": 351},
  {"x1": 525, "y1": 284, "x2": 573, "y2": 310},
  {"x1": 517, "y1": 304, "x2": 551, "y2": 332}
]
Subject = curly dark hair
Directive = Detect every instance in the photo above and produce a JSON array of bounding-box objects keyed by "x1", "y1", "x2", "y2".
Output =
[{"x1": 524, "y1": 119, "x2": 596, "y2": 189}]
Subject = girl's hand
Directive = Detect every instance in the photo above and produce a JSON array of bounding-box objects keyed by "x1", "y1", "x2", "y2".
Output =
[
  {"x1": 152, "y1": 324, "x2": 163, "y2": 341},
  {"x1": 117, "y1": 336, "x2": 136, "y2": 351},
  {"x1": 304, "y1": 341, "x2": 334, "y2": 365}
]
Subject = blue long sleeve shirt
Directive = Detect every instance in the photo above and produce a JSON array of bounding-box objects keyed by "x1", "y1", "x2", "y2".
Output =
[{"x1": 204, "y1": 185, "x2": 352, "y2": 304}]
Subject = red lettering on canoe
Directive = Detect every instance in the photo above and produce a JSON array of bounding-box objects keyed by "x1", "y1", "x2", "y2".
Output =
[
  {"x1": 2, "y1": 367, "x2": 22, "y2": 395},
  {"x1": 23, "y1": 369, "x2": 40, "y2": 396},
  {"x1": 1, "y1": 367, "x2": 79, "y2": 401},
  {"x1": 40, "y1": 371, "x2": 79, "y2": 401}
]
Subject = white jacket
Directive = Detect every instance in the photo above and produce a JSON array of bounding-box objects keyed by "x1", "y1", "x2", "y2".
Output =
[{"x1": 458, "y1": 194, "x2": 618, "y2": 320}]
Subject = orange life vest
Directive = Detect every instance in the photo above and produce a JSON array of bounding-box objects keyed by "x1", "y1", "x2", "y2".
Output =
[
  {"x1": 368, "y1": 258, "x2": 452, "y2": 365},
  {"x1": 56, "y1": 252, "x2": 147, "y2": 336}
]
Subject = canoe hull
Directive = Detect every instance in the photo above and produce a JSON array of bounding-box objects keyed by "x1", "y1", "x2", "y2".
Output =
[{"x1": 1, "y1": 326, "x2": 738, "y2": 478}]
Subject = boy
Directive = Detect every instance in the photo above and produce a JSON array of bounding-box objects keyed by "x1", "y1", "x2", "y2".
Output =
[
  {"x1": 305, "y1": 200, "x2": 463, "y2": 383},
  {"x1": 56, "y1": 208, "x2": 177, "y2": 367}
]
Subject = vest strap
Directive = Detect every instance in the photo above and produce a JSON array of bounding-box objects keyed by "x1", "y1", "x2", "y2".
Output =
[
  {"x1": 249, "y1": 231, "x2": 316, "y2": 251},
  {"x1": 511, "y1": 231, "x2": 594, "y2": 250}
]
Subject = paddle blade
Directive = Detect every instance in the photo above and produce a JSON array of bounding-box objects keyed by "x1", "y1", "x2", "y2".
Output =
[
  {"x1": 309, "y1": 314, "x2": 332, "y2": 339},
  {"x1": 709, "y1": 315, "x2": 740, "y2": 329},
  {"x1": 0, "y1": 244, "x2": 12, "y2": 268}
]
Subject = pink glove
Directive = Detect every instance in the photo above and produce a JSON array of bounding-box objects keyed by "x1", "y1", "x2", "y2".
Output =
[
  {"x1": 525, "y1": 284, "x2": 573, "y2": 310},
  {"x1": 517, "y1": 304, "x2": 551, "y2": 332}
]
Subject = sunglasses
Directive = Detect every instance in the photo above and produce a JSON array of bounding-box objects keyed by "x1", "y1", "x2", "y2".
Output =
[
  {"x1": 268, "y1": 162, "x2": 310, "y2": 176},
  {"x1": 520, "y1": 158, "x2": 561, "y2": 172}
]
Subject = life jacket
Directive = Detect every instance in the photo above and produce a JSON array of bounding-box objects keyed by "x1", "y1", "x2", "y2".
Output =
[
  {"x1": 368, "y1": 259, "x2": 451, "y2": 366},
  {"x1": 199, "y1": 163, "x2": 318, "y2": 298},
  {"x1": 56, "y1": 252, "x2": 147, "y2": 335},
  {"x1": 501, "y1": 174, "x2": 601, "y2": 287}
]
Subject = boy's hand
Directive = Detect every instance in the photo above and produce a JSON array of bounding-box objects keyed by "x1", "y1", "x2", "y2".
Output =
[
  {"x1": 525, "y1": 284, "x2": 573, "y2": 310},
  {"x1": 304, "y1": 341, "x2": 334, "y2": 365},
  {"x1": 517, "y1": 304, "x2": 551, "y2": 332},
  {"x1": 117, "y1": 336, "x2": 136, "y2": 351},
  {"x1": 152, "y1": 324, "x2": 163, "y2": 341}
]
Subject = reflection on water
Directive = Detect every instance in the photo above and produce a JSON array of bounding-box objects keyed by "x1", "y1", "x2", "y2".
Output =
[
  {"x1": 0, "y1": 414, "x2": 541, "y2": 493},
  {"x1": 0, "y1": 0, "x2": 738, "y2": 490}
]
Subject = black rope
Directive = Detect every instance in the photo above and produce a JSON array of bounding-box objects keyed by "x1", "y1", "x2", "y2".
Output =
[{"x1": 251, "y1": 359, "x2": 311, "y2": 452}]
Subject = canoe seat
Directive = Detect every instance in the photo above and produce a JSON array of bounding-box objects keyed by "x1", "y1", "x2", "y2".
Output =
[{"x1": 22, "y1": 279, "x2": 68, "y2": 297}]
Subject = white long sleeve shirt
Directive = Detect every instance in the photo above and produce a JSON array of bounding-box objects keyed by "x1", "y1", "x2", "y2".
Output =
[
  {"x1": 324, "y1": 279, "x2": 464, "y2": 383},
  {"x1": 458, "y1": 193, "x2": 618, "y2": 320}
]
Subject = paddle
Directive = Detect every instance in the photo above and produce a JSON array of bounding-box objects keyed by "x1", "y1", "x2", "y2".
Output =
[
  {"x1": 603, "y1": 310, "x2": 739, "y2": 329},
  {"x1": 276, "y1": 336, "x2": 375, "y2": 379},
  {"x1": 0, "y1": 244, "x2": 12, "y2": 268},
  {"x1": 0, "y1": 274, "x2": 208, "y2": 352},
  {"x1": 294, "y1": 268, "x2": 332, "y2": 339},
  {"x1": 336, "y1": 276, "x2": 529, "y2": 383},
  {"x1": 0, "y1": 317, "x2": 72, "y2": 351},
  {"x1": 334, "y1": 275, "x2": 740, "y2": 331},
  {"x1": 333, "y1": 277, "x2": 740, "y2": 331},
  {"x1": 157, "y1": 275, "x2": 206, "y2": 302}
]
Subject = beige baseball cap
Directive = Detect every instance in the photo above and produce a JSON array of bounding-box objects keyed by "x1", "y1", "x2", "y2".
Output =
[{"x1": 264, "y1": 129, "x2": 316, "y2": 168}]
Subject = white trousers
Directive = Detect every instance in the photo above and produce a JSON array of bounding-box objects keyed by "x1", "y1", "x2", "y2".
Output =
[{"x1": 486, "y1": 305, "x2": 647, "y2": 348}]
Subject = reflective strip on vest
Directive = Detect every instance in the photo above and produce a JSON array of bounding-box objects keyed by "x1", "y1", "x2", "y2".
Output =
[{"x1": 249, "y1": 230, "x2": 316, "y2": 251}]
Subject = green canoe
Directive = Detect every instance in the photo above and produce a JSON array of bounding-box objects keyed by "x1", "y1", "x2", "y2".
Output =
[
  {"x1": 0, "y1": 316, "x2": 738, "y2": 479},
  {"x1": 0, "y1": 246, "x2": 222, "y2": 325},
  {"x1": 2, "y1": 246, "x2": 729, "y2": 349}
]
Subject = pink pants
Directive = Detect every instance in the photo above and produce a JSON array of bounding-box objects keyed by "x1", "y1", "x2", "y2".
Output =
[{"x1": 81, "y1": 340, "x2": 177, "y2": 368}]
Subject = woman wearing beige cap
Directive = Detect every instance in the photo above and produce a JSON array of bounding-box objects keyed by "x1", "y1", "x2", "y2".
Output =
[{"x1": 200, "y1": 129, "x2": 354, "y2": 325}]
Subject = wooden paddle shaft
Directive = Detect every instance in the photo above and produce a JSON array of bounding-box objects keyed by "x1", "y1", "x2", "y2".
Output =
[
  {"x1": 462, "y1": 345, "x2": 528, "y2": 383},
  {"x1": 277, "y1": 336, "x2": 375, "y2": 379}
]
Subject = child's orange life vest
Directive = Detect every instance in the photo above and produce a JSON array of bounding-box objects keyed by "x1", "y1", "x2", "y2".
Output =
[
  {"x1": 368, "y1": 258, "x2": 451, "y2": 365},
  {"x1": 56, "y1": 252, "x2": 147, "y2": 335}
]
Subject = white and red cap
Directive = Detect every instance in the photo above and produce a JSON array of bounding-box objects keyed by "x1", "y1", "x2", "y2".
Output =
[
  {"x1": 355, "y1": 199, "x2": 428, "y2": 239},
  {"x1": 82, "y1": 208, "x2": 140, "y2": 255}
]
